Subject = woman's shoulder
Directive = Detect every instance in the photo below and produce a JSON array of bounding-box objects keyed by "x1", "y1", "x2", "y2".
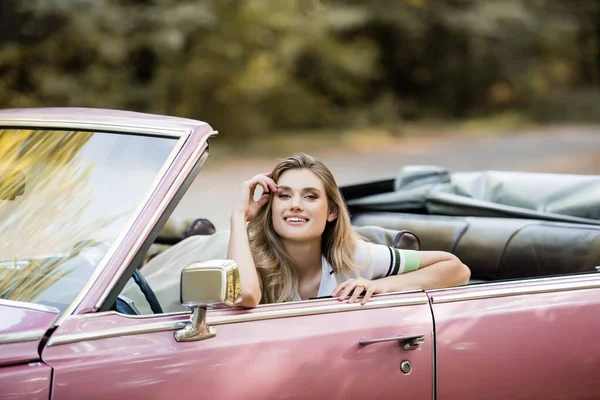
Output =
[
  {"x1": 352, "y1": 239, "x2": 383, "y2": 273},
  {"x1": 353, "y1": 238, "x2": 389, "y2": 260}
]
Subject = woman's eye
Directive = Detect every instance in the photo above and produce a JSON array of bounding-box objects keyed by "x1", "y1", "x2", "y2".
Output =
[
  {"x1": 278, "y1": 194, "x2": 291, "y2": 199},
  {"x1": 304, "y1": 195, "x2": 317, "y2": 200}
]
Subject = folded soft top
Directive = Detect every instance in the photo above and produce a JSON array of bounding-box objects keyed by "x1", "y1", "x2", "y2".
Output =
[{"x1": 341, "y1": 166, "x2": 600, "y2": 225}]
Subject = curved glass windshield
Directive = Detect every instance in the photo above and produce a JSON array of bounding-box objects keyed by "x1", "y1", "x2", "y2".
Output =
[{"x1": 0, "y1": 129, "x2": 177, "y2": 312}]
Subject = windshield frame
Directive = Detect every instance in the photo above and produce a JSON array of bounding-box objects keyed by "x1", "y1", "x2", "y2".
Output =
[{"x1": 0, "y1": 111, "x2": 215, "y2": 323}]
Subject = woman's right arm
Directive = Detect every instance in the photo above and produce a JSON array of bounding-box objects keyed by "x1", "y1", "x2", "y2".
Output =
[{"x1": 227, "y1": 174, "x2": 278, "y2": 308}]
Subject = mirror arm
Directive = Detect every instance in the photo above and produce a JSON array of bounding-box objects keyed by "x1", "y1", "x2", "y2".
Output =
[{"x1": 174, "y1": 306, "x2": 216, "y2": 342}]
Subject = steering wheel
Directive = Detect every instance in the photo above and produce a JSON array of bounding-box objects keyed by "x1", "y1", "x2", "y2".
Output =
[
  {"x1": 132, "y1": 269, "x2": 163, "y2": 314},
  {"x1": 69, "y1": 240, "x2": 163, "y2": 314}
]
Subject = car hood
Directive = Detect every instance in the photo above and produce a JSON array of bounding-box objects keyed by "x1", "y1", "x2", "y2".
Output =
[{"x1": 0, "y1": 302, "x2": 59, "y2": 366}]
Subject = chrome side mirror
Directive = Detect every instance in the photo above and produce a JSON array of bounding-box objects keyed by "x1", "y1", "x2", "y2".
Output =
[{"x1": 174, "y1": 260, "x2": 242, "y2": 342}]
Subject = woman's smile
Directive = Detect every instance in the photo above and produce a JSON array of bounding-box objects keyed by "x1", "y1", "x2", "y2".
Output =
[{"x1": 283, "y1": 214, "x2": 310, "y2": 226}]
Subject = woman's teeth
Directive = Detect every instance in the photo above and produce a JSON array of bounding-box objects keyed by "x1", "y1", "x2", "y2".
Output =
[{"x1": 285, "y1": 217, "x2": 308, "y2": 222}]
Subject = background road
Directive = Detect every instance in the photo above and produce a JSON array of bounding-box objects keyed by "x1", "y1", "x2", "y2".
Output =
[{"x1": 173, "y1": 127, "x2": 600, "y2": 230}]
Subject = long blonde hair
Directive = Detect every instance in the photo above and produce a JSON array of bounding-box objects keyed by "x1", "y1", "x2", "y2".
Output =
[{"x1": 248, "y1": 153, "x2": 358, "y2": 303}]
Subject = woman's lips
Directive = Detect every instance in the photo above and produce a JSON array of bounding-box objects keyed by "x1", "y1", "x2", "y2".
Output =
[{"x1": 284, "y1": 216, "x2": 309, "y2": 226}]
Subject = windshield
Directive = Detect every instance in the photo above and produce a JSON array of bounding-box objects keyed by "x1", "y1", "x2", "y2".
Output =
[{"x1": 0, "y1": 129, "x2": 177, "y2": 312}]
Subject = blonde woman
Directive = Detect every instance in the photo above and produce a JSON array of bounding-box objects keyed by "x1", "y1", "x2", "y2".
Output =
[{"x1": 228, "y1": 153, "x2": 470, "y2": 308}]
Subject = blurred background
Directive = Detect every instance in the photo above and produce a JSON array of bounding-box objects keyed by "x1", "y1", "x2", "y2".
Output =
[{"x1": 2, "y1": 0, "x2": 600, "y2": 229}]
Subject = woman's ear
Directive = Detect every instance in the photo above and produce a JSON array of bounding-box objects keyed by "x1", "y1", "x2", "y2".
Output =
[{"x1": 327, "y1": 206, "x2": 338, "y2": 222}]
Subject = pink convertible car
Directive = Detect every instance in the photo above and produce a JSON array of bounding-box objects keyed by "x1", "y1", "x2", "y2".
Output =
[{"x1": 1, "y1": 108, "x2": 599, "y2": 400}]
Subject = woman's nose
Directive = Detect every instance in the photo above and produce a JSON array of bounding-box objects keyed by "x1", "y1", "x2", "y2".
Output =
[{"x1": 290, "y1": 196, "x2": 304, "y2": 209}]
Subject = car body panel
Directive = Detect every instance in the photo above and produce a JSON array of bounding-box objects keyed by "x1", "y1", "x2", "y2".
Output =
[
  {"x1": 0, "y1": 362, "x2": 52, "y2": 400},
  {"x1": 429, "y1": 274, "x2": 600, "y2": 400},
  {"x1": 0, "y1": 302, "x2": 58, "y2": 366},
  {"x1": 43, "y1": 293, "x2": 433, "y2": 400}
]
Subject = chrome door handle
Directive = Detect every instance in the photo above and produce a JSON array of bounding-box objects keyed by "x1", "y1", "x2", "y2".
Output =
[{"x1": 359, "y1": 334, "x2": 425, "y2": 351}]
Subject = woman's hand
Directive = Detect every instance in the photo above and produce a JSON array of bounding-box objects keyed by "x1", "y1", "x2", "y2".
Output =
[
  {"x1": 232, "y1": 173, "x2": 278, "y2": 221},
  {"x1": 332, "y1": 278, "x2": 387, "y2": 305},
  {"x1": 331, "y1": 252, "x2": 470, "y2": 307}
]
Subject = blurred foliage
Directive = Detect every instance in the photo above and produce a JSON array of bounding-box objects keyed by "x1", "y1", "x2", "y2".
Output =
[{"x1": 0, "y1": 0, "x2": 599, "y2": 142}]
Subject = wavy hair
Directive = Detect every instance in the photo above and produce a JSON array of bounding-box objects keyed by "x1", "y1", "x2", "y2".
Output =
[{"x1": 248, "y1": 153, "x2": 358, "y2": 303}]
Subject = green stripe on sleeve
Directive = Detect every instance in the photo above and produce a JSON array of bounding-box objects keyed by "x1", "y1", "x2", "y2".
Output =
[{"x1": 402, "y1": 250, "x2": 420, "y2": 273}]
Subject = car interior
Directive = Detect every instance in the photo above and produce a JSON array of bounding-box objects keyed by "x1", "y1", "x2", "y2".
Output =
[
  {"x1": 351, "y1": 211, "x2": 600, "y2": 282},
  {"x1": 115, "y1": 166, "x2": 600, "y2": 315},
  {"x1": 114, "y1": 210, "x2": 600, "y2": 316},
  {"x1": 139, "y1": 210, "x2": 600, "y2": 288}
]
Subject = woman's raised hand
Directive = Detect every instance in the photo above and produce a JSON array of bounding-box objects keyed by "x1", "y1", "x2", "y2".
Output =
[{"x1": 232, "y1": 173, "x2": 278, "y2": 222}]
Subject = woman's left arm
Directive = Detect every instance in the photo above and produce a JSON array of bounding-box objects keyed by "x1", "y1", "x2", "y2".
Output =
[
  {"x1": 333, "y1": 251, "x2": 470, "y2": 305},
  {"x1": 382, "y1": 251, "x2": 470, "y2": 290}
]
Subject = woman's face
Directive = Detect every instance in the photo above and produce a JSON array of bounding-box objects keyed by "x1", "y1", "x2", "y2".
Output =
[{"x1": 271, "y1": 168, "x2": 337, "y2": 242}]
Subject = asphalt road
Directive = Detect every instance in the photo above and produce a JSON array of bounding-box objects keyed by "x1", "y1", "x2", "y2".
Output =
[{"x1": 173, "y1": 126, "x2": 600, "y2": 230}]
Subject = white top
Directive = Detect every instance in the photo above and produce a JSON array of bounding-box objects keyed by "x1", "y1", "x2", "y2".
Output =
[{"x1": 291, "y1": 240, "x2": 420, "y2": 301}]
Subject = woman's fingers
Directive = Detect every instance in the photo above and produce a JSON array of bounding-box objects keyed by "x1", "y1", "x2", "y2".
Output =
[
  {"x1": 348, "y1": 286, "x2": 365, "y2": 304},
  {"x1": 255, "y1": 193, "x2": 271, "y2": 208},
  {"x1": 239, "y1": 174, "x2": 278, "y2": 220},
  {"x1": 331, "y1": 279, "x2": 351, "y2": 297},
  {"x1": 337, "y1": 280, "x2": 359, "y2": 301},
  {"x1": 245, "y1": 177, "x2": 268, "y2": 195},
  {"x1": 248, "y1": 174, "x2": 278, "y2": 194},
  {"x1": 258, "y1": 173, "x2": 278, "y2": 192},
  {"x1": 263, "y1": 176, "x2": 278, "y2": 192},
  {"x1": 332, "y1": 279, "x2": 375, "y2": 304},
  {"x1": 360, "y1": 286, "x2": 376, "y2": 305}
]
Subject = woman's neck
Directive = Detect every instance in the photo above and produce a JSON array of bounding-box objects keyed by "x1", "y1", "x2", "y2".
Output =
[{"x1": 284, "y1": 238, "x2": 323, "y2": 277}]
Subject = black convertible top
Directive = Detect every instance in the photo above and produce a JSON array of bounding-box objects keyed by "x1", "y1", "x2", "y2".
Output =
[{"x1": 341, "y1": 166, "x2": 600, "y2": 225}]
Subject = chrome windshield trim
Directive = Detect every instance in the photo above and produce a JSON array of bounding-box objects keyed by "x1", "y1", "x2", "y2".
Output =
[
  {"x1": 0, "y1": 329, "x2": 46, "y2": 344},
  {"x1": 0, "y1": 119, "x2": 194, "y2": 137},
  {"x1": 0, "y1": 299, "x2": 60, "y2": 314},
  {"x1": 53, "y1": 129, "x2": 193, "y2": 327},
  {"x1": 93, "y1": 132, "x2": 215, "y2": 310},
  {"x1": 431, "y1": 279, "x2": 600, "y2": 304},
  {"x1": 48, "y1": 296, "x2": 428, "y2": 346}
]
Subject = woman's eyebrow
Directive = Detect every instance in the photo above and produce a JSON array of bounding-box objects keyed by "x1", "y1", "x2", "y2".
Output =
[
  {"x1": 302, "y1": 187, "x2": 321, "y2": 193},
  {"x1": 277, "y1": 186, "x2": 321, "y2": 193}
]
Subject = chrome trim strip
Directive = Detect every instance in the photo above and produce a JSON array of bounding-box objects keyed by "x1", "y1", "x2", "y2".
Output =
[
  {"x1": 47, "y1": 321, "x2": 187, "y2": 346},
  {"x1": 79, "y1": 290, "x2": 425, "y2": 320},
  {"x1": 54, "y1": 130, "x2": 193, "y2": 326},
  {"x1": 0, "y1": 329, "x2": 45, "y2": 344},
  {"x1": 0, "y1": 299, "x2": 60, "y2": 314},
  {"x1": 209, "y1": 297, "x2": 427, "y2": 325},
  {"x1": 49, "y1": 296, "x2": 428, "y2": 346},
  {"x1": 428, "y1": 272, "x2": 599, "y2": 293},
  {"x1": 93, "y1": 132, "x2": 215, "y2": 310},
  {"x1": 0, "y1": 119, "x2": 198, "y2": 137},
  {"x1": 65, "y1": 309, "x2": 188, "y2": 320},
  {"x1": 432, "y1": 279, "x2": 600, "y2": 304}
]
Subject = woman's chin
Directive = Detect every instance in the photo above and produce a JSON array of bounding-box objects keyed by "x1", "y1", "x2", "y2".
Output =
[{"x1": 277, "y1": 228, "x2": 320, "y2": 242}]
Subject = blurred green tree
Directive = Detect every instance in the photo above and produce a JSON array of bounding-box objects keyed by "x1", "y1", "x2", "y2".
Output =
[{"x1": 0, "y1": 0, "x2": 599, "y2": 140}]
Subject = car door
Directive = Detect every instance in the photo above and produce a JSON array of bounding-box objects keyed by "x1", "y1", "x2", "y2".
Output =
[
  {"x1": 42, "y1": 291, "x2": 434, "y2": 400},
  {"x1": 429, "y1": 273, "x2": 600, "y2": 400},
  {"x1": 0, "y1": 301, "x2": 56, "y2": 400}
]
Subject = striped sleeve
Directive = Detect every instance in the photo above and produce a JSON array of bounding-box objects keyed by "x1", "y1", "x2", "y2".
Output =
[{"x1": 354, "y1": 240, "x2": 420, "y2": 280}]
